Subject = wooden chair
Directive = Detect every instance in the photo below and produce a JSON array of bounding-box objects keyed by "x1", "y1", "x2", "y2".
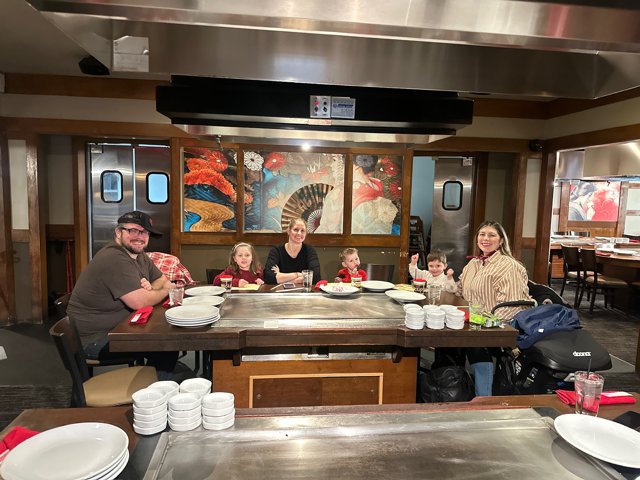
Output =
[
  {"x1": 50, "y1": 317, "x2": 157, "y2": 407},
  {"x1": 559, "y1": 245, "x2": 583, "y2": 306},
  {"x1": 577, "y1": 249, "x2": 628, "y2": 314},
  {"x1": 361, "y1": 264, "x2": 395, "y2": 283},
  {"x1": 54, "y1": 293, "x2": 139, "y2": 377}
]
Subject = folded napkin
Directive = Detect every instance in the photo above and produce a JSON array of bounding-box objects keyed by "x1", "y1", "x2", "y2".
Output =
[
  {"x1": 556, "y1": 389, "x2": 636, "y2": 406},
  {"x1": 129, "y1": 306, "x2": 153, "y2": 324},
  {"x1": 314, "y1": 280, "x2": 328, "y2": 290},
  {"x1": 161, "y1": 298, "x2": 171, "y2": 308},
  {"x1": 596, "y1": 252, "x2": 612, "y2": 257},
  {"x1": 0, "y1": 426, "x2": 39, "y2": 461},
  {"x1": 231, "y1": 283, "x2": 261, "y2": 291}
]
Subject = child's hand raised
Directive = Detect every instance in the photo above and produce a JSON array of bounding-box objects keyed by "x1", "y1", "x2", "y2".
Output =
[
  {"x1": 410, "y1": 253, "x2": 419, "y2": 266},
  {"x1": 446, "y1": 268, "x2": 454, "y2": 278}
]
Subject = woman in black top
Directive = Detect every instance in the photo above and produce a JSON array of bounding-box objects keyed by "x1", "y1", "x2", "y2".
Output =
[{"x1": 263, "y1": 218, "x2": 322, "y2": 285}]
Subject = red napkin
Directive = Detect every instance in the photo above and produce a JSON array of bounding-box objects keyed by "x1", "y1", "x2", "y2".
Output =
[
  {"x1": 596, "y1": 252, "x2": 612, "y2": 257},
  {"x1": 556, "y1": 389, "x2": 636, "y2": 406},
  {"x1": 458, "y1": 307, "x2": 470, "y2": 322},
  {"x1": 129, "y1": 306, "x2": 153, "y2": 325},
  {"x1": 314, "y1": 280, "x2": 328, "y2": 290},
  {"x1": 161, "y1": 298, "x2": 171, "y2": 308},
  {"x1": 0, "y1": 426, "x2": 39, "y2": 457}
]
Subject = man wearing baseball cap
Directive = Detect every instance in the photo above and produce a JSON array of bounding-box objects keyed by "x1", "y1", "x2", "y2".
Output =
[{"x1": 67, "y1": 210, "x2": 178, "y2": 378}]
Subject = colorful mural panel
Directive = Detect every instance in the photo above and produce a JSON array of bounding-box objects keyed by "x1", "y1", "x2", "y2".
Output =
[
  {"x1": 182, "y1": 147, "x2": 245, "y2": 232},
  {"x1": 243, "y1": 151, "x2": 345, "y2": 233},
  {"x1": 568, "y1": 181, "x2": 620, "y2": 222},
  {"x1": 351, "y1": 154, "x2": 402, "y2": 235}
]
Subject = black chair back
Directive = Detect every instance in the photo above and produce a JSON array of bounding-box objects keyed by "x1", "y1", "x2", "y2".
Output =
[
  {"x1": 206, "y1": 268, "x2": 224, "y2": 284},
  {"x1": 49, "y1": 317, "x2": 91, "y2": 407},
  {"x1": 580, "y1": 248, "x2": 599, "y2": 279},
  {"x1": 361, "y1": 264, "x2": 395, "y2": 283},
  {"x1": 560, "y1": 245, "x2": 581, "y2": 273}
]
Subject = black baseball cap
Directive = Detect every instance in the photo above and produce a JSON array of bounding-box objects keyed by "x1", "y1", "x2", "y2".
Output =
[{"x1": 117, "y1": 210, "x2": 162, "y2": 238}]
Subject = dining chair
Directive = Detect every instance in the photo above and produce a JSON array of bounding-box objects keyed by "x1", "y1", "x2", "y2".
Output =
[
  {"x1": 577, "y1": 249, "x2": 628, "y2": 314},
  {"x1": 50, "y1": 317, "x2": 157, "y2": 407},
  {"x1": 361, "y1": 263, "x2": 395, "y2": 283},
  {"x1": 206, "y1": 268, "x2": 225, "y2": 284},
  {"x1": 559, "y1": 245, "x2": 583, "y2": 305}
]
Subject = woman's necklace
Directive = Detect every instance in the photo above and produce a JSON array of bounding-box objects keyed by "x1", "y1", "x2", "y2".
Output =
[{"x1": 285, "y1": 242, "x2": 301, "y2": 258}]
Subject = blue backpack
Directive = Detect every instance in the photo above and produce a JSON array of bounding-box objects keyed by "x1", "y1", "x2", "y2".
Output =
[{"x1": 512, "y1": 304, "x2": 581, "y2": 349}]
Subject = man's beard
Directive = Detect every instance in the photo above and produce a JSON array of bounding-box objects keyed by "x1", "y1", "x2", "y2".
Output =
[{"x1": 123, "y1": 242, "x2": 145, "y2": 255}]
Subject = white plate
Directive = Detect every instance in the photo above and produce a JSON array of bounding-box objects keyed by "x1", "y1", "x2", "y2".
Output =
[
  {"x1": 182, "y1": 295, "x2": 225, "y2": 306},
  {"x1": 166, "y1": 305, "x2": 220, "y2": 320},
  {"x1": 360, "y1": 280, "x2": 395, "y2": 292},
  {"x1": 87, "y1": 450, "x2": 129, "y2": 480},
  {"x1": 1, "y1": 422, "x2": 128, "y2": 480},
  {"x1": 554, "y1": 414, "x2": 640, "y2": 468},
  {"x1": 166, "y1": 316, "x2": 219, "y2": 327},
  {"x1": 186, "y1": 285, "x2": 226, "y2": 296},
  {"x1": 385, "y1": 289, "x2": 426, "y2": 303},
  {"x1": 320, "y1": 284, "x2": 360, "y2": 296},
  {"x1": 612, "y1": 248, "x2": 637, "y2": 256}
]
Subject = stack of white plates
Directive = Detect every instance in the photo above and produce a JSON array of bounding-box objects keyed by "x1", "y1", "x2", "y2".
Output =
[
  {"x1": 385, "y1": 289, "x2": 426, "y2": 304},
  {"x1": 132, "y1": 388, "x2": 168, "y2": 435},
  {"x1": 0, "y1": 422, "x2": 129, "y2": 480},
  {"x1": 403, "y1": 304, "x2": 424, "y2": 329},
  {"x1": 186, "y1": 285, "x2": 226, "y2": 296},
  {"x1": 182, "y1": 295, "x2": 225, "y2": 307},
  {"x1": 168, "y1": 393, "x2": 202, "y2": 432},
  {"x1": 202, "y1": 392, "x2": 235, "y2": 430},
  {"x1": 165, "y1": 305, "x2": 220, "y2": 327},
  {"x1": 445, "y1": 310, "x2": 465, "y2": 330},
  {"x1": 179, "y1": 378, "x2": 212, "y2": 398},
  {"x1": 426, "y1": 310, "x2": 445, "y2": 329}
]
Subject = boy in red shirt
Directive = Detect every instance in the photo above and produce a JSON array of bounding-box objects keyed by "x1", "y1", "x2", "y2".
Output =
[{"x1": 335, "y1": 247, "x2": 368, "y2": 283}]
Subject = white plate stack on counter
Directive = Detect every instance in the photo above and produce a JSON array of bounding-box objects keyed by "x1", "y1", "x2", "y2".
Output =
[
  {"x1": 168, "y1": 393, "x2": 202, "y2": 432},
  {"x1": 403, "y1": 304, "x2": 425, "y2": 329},
  {"x1": 443, "y1": 308, "x2": 465, "y2": 330},
  {"x1": 201, "y1": 392, "x2": 235, "y2": 430},
  {"x1": 165, "y1": 305, "x2": 220, "y2": 327},
  {"x1": 425, "y1": 308, "x2": 445, "y2": 329},
  {"x1": 132, "y1": 388, "x2": 168, "y2": 435}
]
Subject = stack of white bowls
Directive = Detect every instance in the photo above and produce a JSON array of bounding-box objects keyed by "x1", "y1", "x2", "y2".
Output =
[
  {"x1": 445, "y1": 309, "x2": 466, "y2": 329},
  {"x1": 168, "y1": 393, "x2": 202, "y2": 431},
  {"x1": 202, "y1": 392, "x2": 235, "y2": 430},
  {"x1": 439, "y1": 305, "x2": 460, "y2": 315},
  {"x1": 147, "y1": 380, "x2": 179, "y2": 400},
  {"x1": 132, "y1": 388, "x2": 168, "y2": 435},
  {"x1": 403, "y1": 304, "x2": 424, "y2": 329},
  {"x1": 425, "y1": 309, "x2": 445, "y2": 329},
  {"x1": 179, "y1": 378, "x2": 212, "y2": 398},
  {"x1": 422, "y1": 304, "x2": 441, "y2": 316}
]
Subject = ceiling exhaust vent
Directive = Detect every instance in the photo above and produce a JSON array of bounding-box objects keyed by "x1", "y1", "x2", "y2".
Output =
[{"x1": 157, "y1": 76, "x2": 473, "y2": 144}]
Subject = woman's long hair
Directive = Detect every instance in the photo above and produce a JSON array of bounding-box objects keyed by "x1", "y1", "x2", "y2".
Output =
[{"x1": 474, "y1": 220, "x2": 514, "y2": 258}]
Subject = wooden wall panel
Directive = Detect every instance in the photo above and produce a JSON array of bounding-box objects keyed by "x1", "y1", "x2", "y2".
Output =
[
  {"x1": 532, "y1": 152, "x2": 556, "y2": 284},
  {"x1": 72, "y1": 138, "x2": 89, "y2": 273},
  {"x1": 0, "y1": 134, "x2": 16, "y2": 324}
]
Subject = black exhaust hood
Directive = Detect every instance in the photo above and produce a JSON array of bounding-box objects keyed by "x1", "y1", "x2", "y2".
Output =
[{"x1": 157, "y1": 76, "x2": 473, "y2": 139}]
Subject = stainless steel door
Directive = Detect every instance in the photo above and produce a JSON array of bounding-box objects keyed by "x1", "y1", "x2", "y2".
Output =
[
  {"x1": 88, "y1": 143, "x2": 171, "y2": 257},
  {"x1": 430, "y1": 157, "x2": 474, "y2": 276}
]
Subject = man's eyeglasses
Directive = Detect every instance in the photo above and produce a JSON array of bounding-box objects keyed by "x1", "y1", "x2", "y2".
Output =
[{"x1": 120, "y1": 227, "x2": 150, "y2": 238}]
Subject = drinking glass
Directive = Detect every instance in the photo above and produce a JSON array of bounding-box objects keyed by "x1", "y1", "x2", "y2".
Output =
[
  {"x1": 468, "y1": 303, "x2": 484, "y2": 330},
  {"x1": 169, "y1": 285, "x2": 184, "y2": 305},
  {"x1": 574, "y1": 371, "x2": 604, "y2": 416},
  {"x1": 428, "y1": 284, "x2": 441, "y2": 305},
  {"x1": 412, "y1": 278, "x2": 426, "y2": 294},
  {"x1": 220, "y1": 275, "x2": 233, "y2": 291},
  {"x1": 302, "y1": 270, "x2": 313, "y2": 291},
  {"x1": 351, "y1": 275, "x2": 362, "y2": 288}
]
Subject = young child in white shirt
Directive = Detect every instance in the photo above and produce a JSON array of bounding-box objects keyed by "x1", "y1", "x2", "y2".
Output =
[{"x1": 409, "y1": 250, "x2": 457, "y2": 292}]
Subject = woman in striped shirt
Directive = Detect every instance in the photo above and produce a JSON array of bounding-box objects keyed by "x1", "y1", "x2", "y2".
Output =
[{"x1": 459, "y1": 220, "x2": 532, "y2": 396}]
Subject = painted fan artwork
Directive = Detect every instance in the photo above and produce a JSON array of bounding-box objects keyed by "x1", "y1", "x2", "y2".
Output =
[
  {"x1": 244, "y1": 151, "x2": 345, "y2": 233},
  {"x1": 182, "y1": 147, "x2": 255, "y2": 232}
]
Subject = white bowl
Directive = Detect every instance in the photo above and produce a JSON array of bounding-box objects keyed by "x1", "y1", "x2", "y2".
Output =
[
  {"x1": 133, "y1": 421, "x2": 167, "y2": 436},
  {"x1": 439, "y1": 304, "x2": 460, "y2": 313},
  {"x1": 169, "y1": 417, "x2": 202, "y2": 432},
  {"x1": 202, "y1": 411, "x2": 235, "y2": 424},
  {"x1": 168, "y1": 412, "x2": 202, "y2": 425},
  {"x1": 133, "y1": 416, "x2": 168, "y2": 428},
  {"x1": 133, "y1": 410, "x2": 167, "y2": 423},
  {"x1": 168, "y1": 406, "x2": 201, "y2": 418},
  {"x1": 148, "y1": 381, "x2": 180, "y2": 398},
  {"x1": 446, "y1": 321, "x2": 465, "y2": 330},
  {"x1": 202, "y1": 417, "x2": 235, "y2": 431},
  {"x1": 180, "y1": 378, "x2": 212, "y2": 396},
  {"x1": 403, "y1": 304, "x2": 423, "y2": 312},
  {"x1": 132, "y1": 388, "x2": 168, "y2": 408},
  {"x1": 202, "y1": 404, "x2": 234, "y2": 417},
  {"x1": 202, "y1": 392, "x2": 235, "y2": 409},
  {"x1": 133, "y1": 403, "x2": 168, "y2": 416},
  {"x1": 168, "y1": 393, "x2": 201, "y2": 411}
]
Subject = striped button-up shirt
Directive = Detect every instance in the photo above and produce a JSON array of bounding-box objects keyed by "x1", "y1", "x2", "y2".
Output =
[{"x1": 458, "y1": 250, "x2": 532, "y2": 320}]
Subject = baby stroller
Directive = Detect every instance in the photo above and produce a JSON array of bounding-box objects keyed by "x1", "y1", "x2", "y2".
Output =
[{"x1": 493, "y1": 281, "x2": 612, "y2": 395}]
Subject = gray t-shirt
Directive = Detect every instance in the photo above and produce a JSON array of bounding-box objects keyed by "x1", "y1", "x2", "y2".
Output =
[{"x1": 67, "y1": 242, "x2": 162, "y2": 347}]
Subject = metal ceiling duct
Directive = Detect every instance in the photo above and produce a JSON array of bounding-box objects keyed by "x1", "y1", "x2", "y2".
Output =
[
  {"x1": 25, "y1": 0, "x2": 640, "y2": 99},
  {"x1": 156, "y1": 76, "x2": 473, "y2": 145}
]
